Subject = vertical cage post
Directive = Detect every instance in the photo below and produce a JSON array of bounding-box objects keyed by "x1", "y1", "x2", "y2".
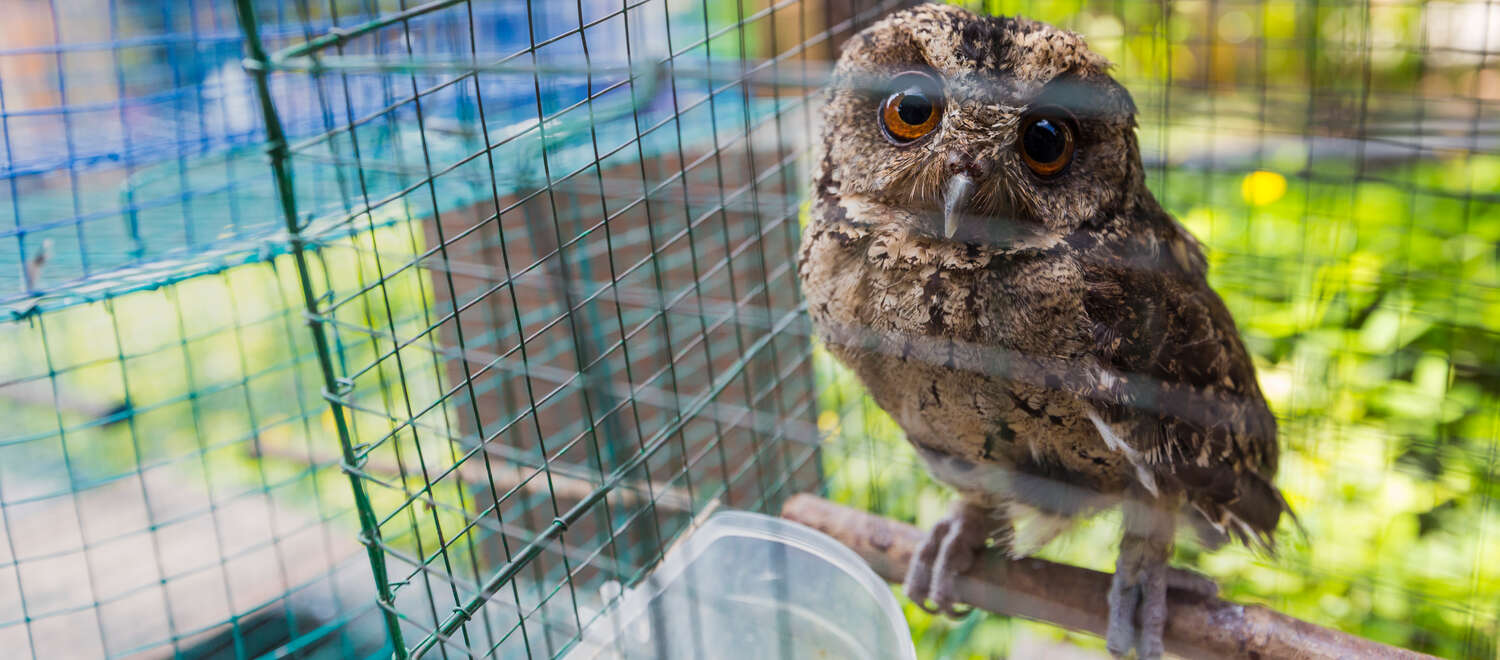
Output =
[{"x1": 230, "y1": 2, "x2": 408, "y2": 656}]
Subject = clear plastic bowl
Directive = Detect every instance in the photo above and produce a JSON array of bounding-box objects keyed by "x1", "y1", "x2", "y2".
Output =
[{"x1": 568, "y1": 510, "x2": 916, "y2": 660}]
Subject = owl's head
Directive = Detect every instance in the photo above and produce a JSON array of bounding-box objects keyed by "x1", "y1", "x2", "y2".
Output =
[{"x1": 816, "y1": 4, "x2": 1143, "y2": 246}]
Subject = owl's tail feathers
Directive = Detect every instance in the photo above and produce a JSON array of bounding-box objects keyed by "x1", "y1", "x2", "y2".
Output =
[
  {"x1": 1188, "y1": 469, "x2": 1303, "y2": 556},
  {"x1": 1186, "y1": 510, "x2": 1231, "y2": 551}
]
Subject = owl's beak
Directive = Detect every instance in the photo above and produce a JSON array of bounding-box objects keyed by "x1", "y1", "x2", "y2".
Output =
[{"x1": 943, "y1": 174, "x2": 976, "y2": 239}]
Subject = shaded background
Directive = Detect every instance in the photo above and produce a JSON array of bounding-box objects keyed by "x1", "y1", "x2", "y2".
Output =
[{"x1": 0, "y1": 0, "x2": 1497, "y2": 658}]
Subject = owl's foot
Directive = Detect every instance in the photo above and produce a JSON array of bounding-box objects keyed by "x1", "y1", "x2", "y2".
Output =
[
  {"x1": 1107, "y1": 499, "x2": 1183, "y2": 660},
  {"x1": 1107, "y1": 554, "x2": 1168, "y2": 659},
  {"x1": 1105, "y1": 556, "x2": 1218, "y2": 658},
  {"x1": 902, "y1": 501, "x2": 998, "y2": 617}
]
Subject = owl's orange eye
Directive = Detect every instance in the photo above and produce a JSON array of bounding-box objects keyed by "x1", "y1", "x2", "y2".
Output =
[
  {"x1": 1019, "y1": 109, "x2": 1076, "y2": 178},
  {"x1": 879, "y1": 72, "x2": 943, "y2": 144}
]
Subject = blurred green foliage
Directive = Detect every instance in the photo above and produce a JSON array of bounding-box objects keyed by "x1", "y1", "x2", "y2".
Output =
[
  {"x1": 960, "y1": 0, "x2": 1474, "y2": 102},
  {"x1": 811, "y1": 3, "x2": 1500, "y2": 658},
  {"x1": 819, "y1": 156, "x2": 1500, "y2": 659},
  {"x1": 818, "y1": 146, "x2": 1500, "y2": 660},
  {"x1": 0, "y1": 220, "x2": 446, "y2": 551}
]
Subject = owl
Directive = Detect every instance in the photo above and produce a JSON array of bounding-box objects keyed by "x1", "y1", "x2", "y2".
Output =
[{"x1": 797, "y1": 4, "x2": 1292, "y2": 658}]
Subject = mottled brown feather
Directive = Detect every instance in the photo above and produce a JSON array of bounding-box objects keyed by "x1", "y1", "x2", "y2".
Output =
[{"x1": 799, "y1": 3, "x2": 1289, "y2": 551}]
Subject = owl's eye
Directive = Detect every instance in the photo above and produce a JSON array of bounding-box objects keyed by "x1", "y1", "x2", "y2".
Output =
[
  {"x1": 1019, "y1": 109, "x2": 1077, "y2": 178},
  {"x1": 879, "y1": 71, "x2": 943, "y2": 144}
]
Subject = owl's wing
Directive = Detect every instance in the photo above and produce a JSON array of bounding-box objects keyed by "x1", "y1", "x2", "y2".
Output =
[{"x1": 1081, "y1": 221, "x2": 1290, "y2": 549}]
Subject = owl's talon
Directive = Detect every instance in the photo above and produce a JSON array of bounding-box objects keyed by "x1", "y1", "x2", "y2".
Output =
[
  {"x1": 902, "y1": 517, "x2": 949, "y2": 611},
  {"x1": 1105, "y1": 574, "x2": 1140, "y2": 658},
  {"x1": 1108, "y1": 546, "x2": 1170, "y2": 659},
  {"x1": 1107, "y1": 562, "x2": 1169, "y2": 659},
  {"x1": 1106, "y1": 565, "x2": 1213, "y2": 656},
  {"x1": 902, "y1": 502, "x2": 994, "y2": 618}
]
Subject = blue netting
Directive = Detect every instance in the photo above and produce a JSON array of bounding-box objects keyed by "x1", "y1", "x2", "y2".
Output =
[{"x1": 3, "y1": 0, "x2": 769, "y2": 317}]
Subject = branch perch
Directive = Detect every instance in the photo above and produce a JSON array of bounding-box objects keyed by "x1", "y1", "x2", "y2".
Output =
[{"x1": 780, "y1": 494, "x2": 1432, "y2": 660}]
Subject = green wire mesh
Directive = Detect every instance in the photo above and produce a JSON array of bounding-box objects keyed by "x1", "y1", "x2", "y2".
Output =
[
  {"x1": 3, "y1": 0, "x2": 1500, "y2": 658},
  {"x1": 232, "y1": 0, "x2": 894, "y2": 654},
  {"x1": 4, "y1": 0, "x2": 889, "y2": 657}
]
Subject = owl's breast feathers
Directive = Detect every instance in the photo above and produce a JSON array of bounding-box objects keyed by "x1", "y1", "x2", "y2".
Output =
[{"x1": 799, "y1": 197, "x2": 1291, "y2": 550}]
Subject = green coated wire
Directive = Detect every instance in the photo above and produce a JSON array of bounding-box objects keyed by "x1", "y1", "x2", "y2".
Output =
[
  {"x1": 8, "y1": 0, "x2": 823, "y2": 657},
  {"x1": 409, "y1": 303, "x2": 801, "y2": 657},
  {"x1": 376, "y1": 4, "x2": 488, "y2": 655},
  {"x1": 560, "y1": 0, "x2": 665, "y2": 589},
  {"x1": 231, "y1": 1, "x2": 409, "y2": 656},
  {"x1": 273, "y1": 0, "x2": 473, "y2": 61},
  {"x1": 613, "y1": 0, "x2": 702, "y2": 582},
  {"x1": 218, "y1": 2, "x2": 835, "y2": 656},
  {"x1": 696, "y1": 0, "x2": 776, "y2": 516}
]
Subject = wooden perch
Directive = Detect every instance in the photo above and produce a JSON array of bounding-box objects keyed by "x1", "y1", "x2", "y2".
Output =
[{"x1": 780, "y1": 494, "x2": 1433, "y2": 660}]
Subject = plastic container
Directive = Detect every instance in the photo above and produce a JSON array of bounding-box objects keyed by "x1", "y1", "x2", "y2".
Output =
[{"x1": 567, "y1": 510, "x2": 916, "y2": 660}]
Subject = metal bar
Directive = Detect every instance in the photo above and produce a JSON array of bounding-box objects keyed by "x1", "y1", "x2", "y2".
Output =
[
  {"x1": 230, "y1": 1, "x2": 409, "y2": 656},
  {"x1": 271, "y1": 0, "x2": 472, "y2": 60}
]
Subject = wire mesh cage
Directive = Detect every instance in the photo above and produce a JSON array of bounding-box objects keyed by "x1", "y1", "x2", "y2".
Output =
[
  {"x1": 3, "y1": 0, "x2": 887, "y2": 656},
  {"x1": 1, "y1": 0, "x2": 1498, "y2": 658},
  {"x1": 227, "y1": 0, "x2": 856, "y2": 654}
]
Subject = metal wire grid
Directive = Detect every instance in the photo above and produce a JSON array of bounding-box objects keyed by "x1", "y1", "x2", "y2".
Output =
[
  {"x1": 233, "y1": 0, "x2": 894, "y2": 657},
  {"x1": 0, "y1": 0, "x2": 395, "y2": 314},
  {"x1": 0, "y1": 0, "x2": 889, "y2": 657},
  {"x1": 1, "y1": 261, "x2": 395, "y2": 658},
  {"x1": 0, "y1": 2, "x2": 410, "y2": 657}
]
